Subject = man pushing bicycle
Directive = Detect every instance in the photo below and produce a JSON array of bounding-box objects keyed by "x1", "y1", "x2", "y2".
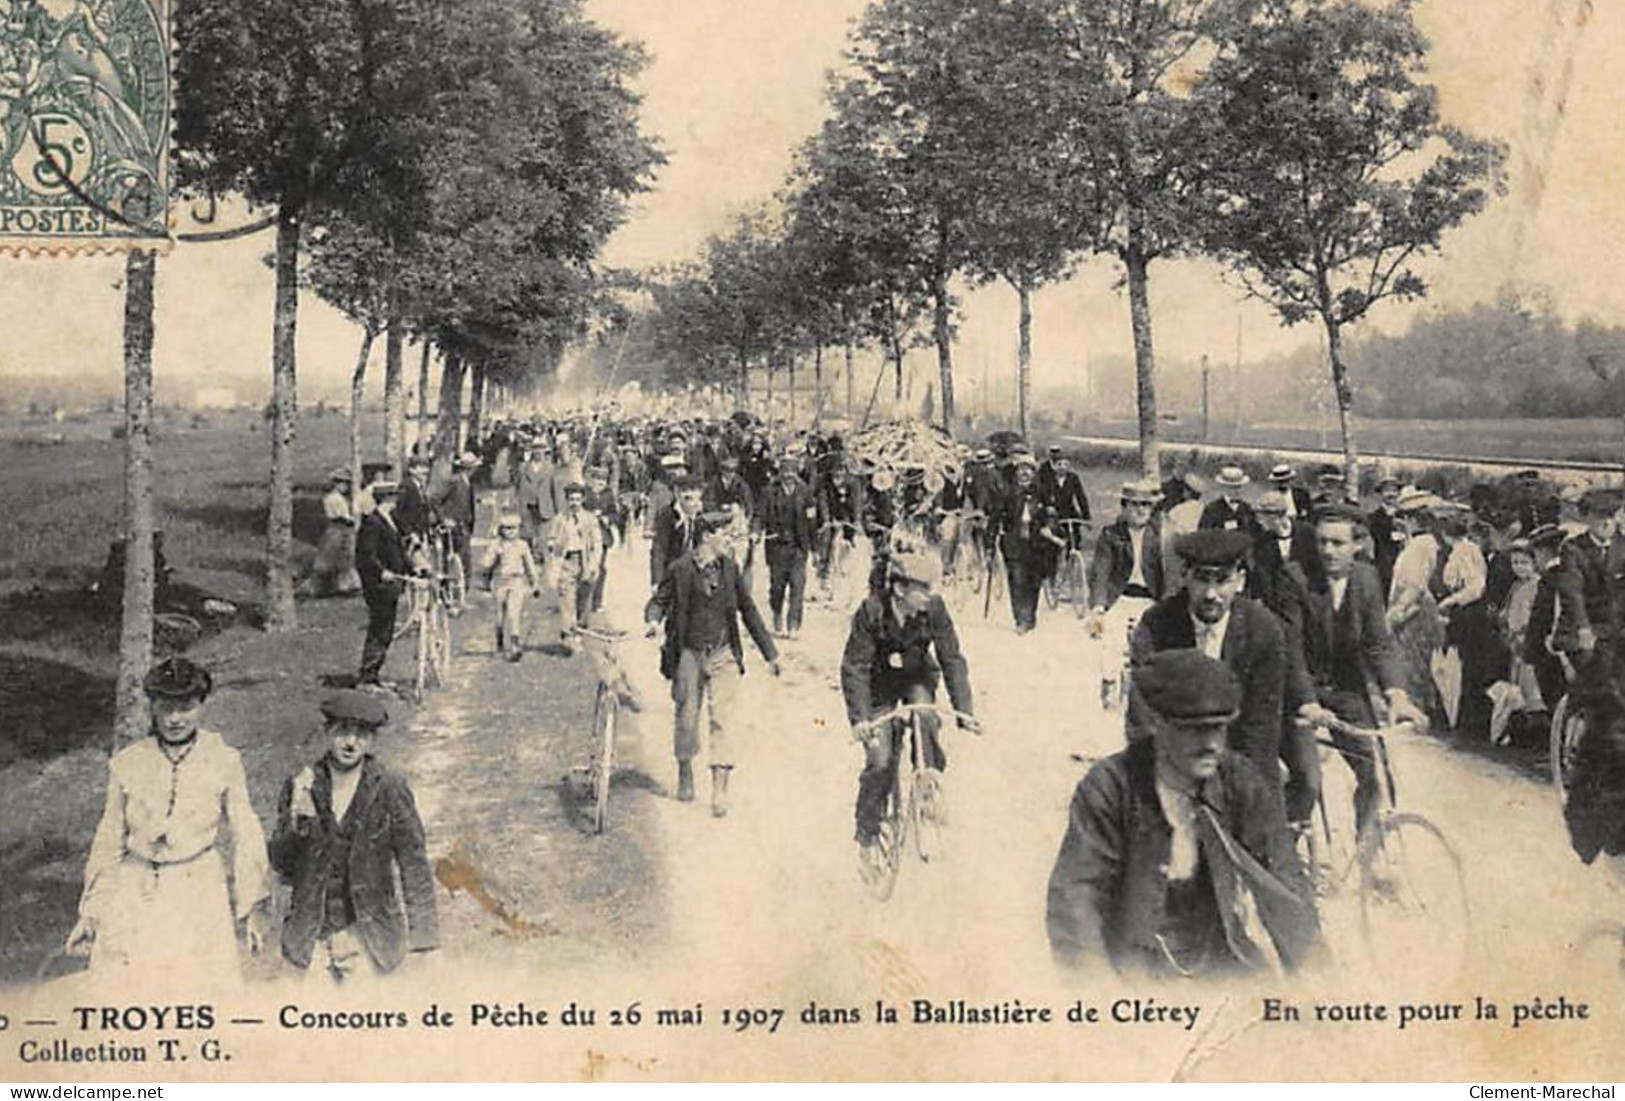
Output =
[{"x1": 840, "y1": 549, "x2": 979, "y2": 875}]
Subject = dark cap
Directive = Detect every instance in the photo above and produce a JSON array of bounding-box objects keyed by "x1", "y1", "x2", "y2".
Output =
[
  {"x1": 1048, "y1": 445, "x2": 1063, "y2": 456},
  {"x1": 361, "y1": 461, "x2": 392, "y2": 479},
  {"x1": 320, "y1": 689, "x2": 389, "y2": 729},
  {"x1": 695, "y1": 510, "x2": 735, "y2": 537},
  {"x1": 675, "y1": 474, "x2": 705, "y2": 491},
  {"x1": 1136, "y1": 650, "x2": 1241, "y2": 721},
  {"x1": 1527, "y1": 523, "x2": 1566, "y2": 550},
  {"x1": 1174, "y1": 529, "x2": 1253, "y2": 569},
  {"x1": 143, "y1": 657, "x2": 213, "y2": 701},
  {"x1": 562, "y1": 481, "x2": 587, "y2": 496}
]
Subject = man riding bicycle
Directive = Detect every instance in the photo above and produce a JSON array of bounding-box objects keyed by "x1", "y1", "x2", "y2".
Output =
[{"x1": 840, "y1": 550, "x2": 979, "y2": 874}]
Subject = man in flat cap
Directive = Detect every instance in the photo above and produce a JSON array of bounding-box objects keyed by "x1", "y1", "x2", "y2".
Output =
[
  {"x1": 1046, "y1": 650, "x2": 1319, "y2": 978},
  {"x1": 270, "y1": 691, "x2": 438, "y2": 981},
  {"x1": 646, "y1": 510, "x2": 780, "y2": 816},
  {"x1": 545, "y1": 480, "x2": 604, "y2": 653},
  {"x1": 1130, "y1": 530, "x2": 1299, "y2": 786}
]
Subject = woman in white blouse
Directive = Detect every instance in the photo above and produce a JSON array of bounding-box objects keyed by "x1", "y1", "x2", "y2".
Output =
[
  {"x1": 66, "y1": 658, "x2": 271, "y2": 979},
  {"x1": 1386, "y1": 491, "x2": 1447, "y2": 723}
]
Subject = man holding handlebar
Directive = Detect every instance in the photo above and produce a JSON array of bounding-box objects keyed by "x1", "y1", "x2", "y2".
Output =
[{"x1": 840, "y1": 550, "x2": 979, "y2": 871}]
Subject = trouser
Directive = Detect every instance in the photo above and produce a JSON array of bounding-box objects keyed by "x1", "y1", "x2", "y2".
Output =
[
  {"x1": 447, "y1": 524, "x2": 470, "y2": 586},
  {"x1": 590, "y1": 550, "x2": 608, "y2": 612},
  {"x1": 1321, "y1": 687, "x2": 1380, "y2": 839},
  {"x1": 493, "y1": 583, "x2": 528, "y2": 655},
  {"x1": 1279, "y1": 718, "x2": 1322, "y2": 825},
  {"x1": 1005, "y1": 550, "x2": 1041, "y2": 630},
  {"x1": 673, "y1": 645, "x2": 741, "y2": 766},
  {"x1": 768, "y1": 544, "x2": 808, "y2": 632},
  {"x1": 555, "y1": 553, "x2": 593, "y2": 632},
  {"x1": 818, "y1": 525, "x2": 854, "y2": 582},
  {"x1": 359, "y1": 589, "x2": 399, "y2": 682},
  {"x1": 855, "y1": 682, "x2": 945, "y2": 843}
]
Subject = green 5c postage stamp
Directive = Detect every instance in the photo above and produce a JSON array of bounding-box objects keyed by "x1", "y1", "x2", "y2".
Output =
[{"x1": 0, "y1": 0, "x2": 169, "y2": 250}]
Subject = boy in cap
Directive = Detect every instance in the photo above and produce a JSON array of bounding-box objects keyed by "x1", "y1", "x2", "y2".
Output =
[
  {"x1": 645, "y1": 510, "x2": 780, "y2": 816},
  {"x1": 841, "y1": 549, "x2": 977, "y2": 875},
  {"x1": 270, "y1": 690, "x2": 438, "y2": 981},
  {"x1": 1046, "y1": 649, "x2": 1318, "y2": 978},
  {"x1": 481, "y1": 513, "x2": 541, "y2": 661}
]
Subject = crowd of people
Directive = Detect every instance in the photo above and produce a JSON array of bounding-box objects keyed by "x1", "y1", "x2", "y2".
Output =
[{"x1": 62, "y1": 403, "x2": 1625, "y2": 986}]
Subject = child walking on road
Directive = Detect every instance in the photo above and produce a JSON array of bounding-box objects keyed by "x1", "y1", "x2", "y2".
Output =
[{"x1": 481, "y1": 513, "x2": 541, "y2": 662}]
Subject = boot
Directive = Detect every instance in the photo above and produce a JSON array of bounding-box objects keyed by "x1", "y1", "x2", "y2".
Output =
[
  {"x1": 676, "y1": 761, "x2": 695, "y2": 803},
  {"x1": 495, "y1": 626, "x2": 505, "y2": 656},
  {"x1": 711, "y1": 765, "x2": 732, "y2": 818}
]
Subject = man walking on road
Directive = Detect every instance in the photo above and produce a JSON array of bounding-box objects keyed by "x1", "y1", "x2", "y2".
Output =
[
  {"x1": 546, "y1": 482, "x2": 604, "y2": 655},
  {"x1": 760, "y1": 459, "x2": 819, "y2": 639},
  {"x1": 354, "y1": 481, "x2": 411, "y2": 687},
  {"x1": 646, "y1": 511, "x2": 780, "y2": 817},
  {"x1": 270, "y1": 690, "x2": 439, "y2": 982}
]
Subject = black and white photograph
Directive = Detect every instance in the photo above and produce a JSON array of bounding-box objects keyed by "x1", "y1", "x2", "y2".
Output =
[{"x1": 1, "y1": 0, "x2": 1622, "y2": 1084}]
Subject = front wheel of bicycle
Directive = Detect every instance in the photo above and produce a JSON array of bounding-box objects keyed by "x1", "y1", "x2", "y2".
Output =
[
  {"x1": 445, "y1": 552, "x2": 467, "y2": 609},
  {"x1": 912, "y1": 768, "x2": 946, "y2": 864},
  {"x1": 592, "y1": 684, "x2": 617, "y2": 835},
  {"x1": 1550, "y1": 694, "x2": 1585, "y2": 799},
  {"x1": 1358, "y1": 812, "x2": 1470, "y2": 983},
  {"x1": 1068, "y1": 550, "x2": 1090, "y2": 618}
]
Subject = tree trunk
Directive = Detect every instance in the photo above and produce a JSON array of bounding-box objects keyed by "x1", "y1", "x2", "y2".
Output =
[
  {"x1": 348, "y1": 327, "x2": 377, "y2": 504},
  {"x1": 788, "y1": 354, "x2": 796, "y2": 431},
  {"x1": 737, "y1": 349, "x2": 748, "y2": 412},
  {"x1": 433, "y1": 351, "x2": 466, "y2": 463},
  {"x1": 415, "y1": 339, "x2": 432, "y2": 457},
  {"x1": 813, "y1": 344, "x2": 824, "y2": 428},
  {"x1": 932, "y1": 278, "x2": 955, "y2": 433},
  {"x1": 1325, "y1": 315, "x2": 1359, "y2": 498},
  {"x1": 265, "y1": 206, "x2": 301, "y2": 633},
  {"x1": 766, "y1": 355, "x2": 775, "y2": 415},
  {"x1": 891, "y1": 331, "x2": 905, "y2": 406},
  {"x1": 383, "y1": 322, "x2": 405, "y2": 477},
  {"x1": 467, "y1": 359, "x2": 487, "y2": 449},
  {"x1": 1015, "y1": 278, "x2": 1032, "y2": 439},
  {"x1": 114, "y1": 249, "x2": 156, "y2": 749},
  {"x1": 845, "y1": 341, "x2": 855, "y2": 420},
  {"x1": 1124, "y1": 230, "x2": 1160, "y2": 482}
]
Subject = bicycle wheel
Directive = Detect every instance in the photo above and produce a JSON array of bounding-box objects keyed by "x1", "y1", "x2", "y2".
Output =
[
  {"x1": 1068, "y1": 550, "x2": 1090, "y2": 618},
  {"x1": 1358, "y1": 812, "x2": 1470, "y2": 983},
  {"x1": 1550, "y1": 694, "x2": 1585, "y2": 799},
  {"x1": 413, "y1": 607, "x2": 432, "y2": 701},
  {"x1": 445, "y1": 552, "x2": 467, "y2": 610},
  {"x1": 430, "y1": 600, "x2": 453, "y2": 683},
  {"x1": 863, "y1": 736, "x2": 909, "y2": 902},
  {"x1": 591, "y1": 684, "x2": 616, "y2": 835}
]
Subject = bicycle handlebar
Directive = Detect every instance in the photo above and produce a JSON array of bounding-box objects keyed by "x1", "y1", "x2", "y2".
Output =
[
  {"x1": 1297, "y1": 715, "x2": 1426, "y2": 745},
  {"x1": 568, "y1": 625, "x2": 629, "y2": 644},
  {"x1": 854, "y1": 703, "x2": 982, "y2": 738}
]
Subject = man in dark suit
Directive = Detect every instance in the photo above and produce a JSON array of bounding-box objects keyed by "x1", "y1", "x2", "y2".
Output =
[
  {"x1": 394, "y1": 455, "x2": 436, "y2": 543},
  {"x1": 1267, "y1": 464, "x2": 1314, "y2": 522},
  {"x1": 648, "y1": 476, "x2": 707, "y2": 589},
  {"x1": 353, "y1": 482, "x2": 413, "y2": 686},
  {"x1": 434, "y1": 452, "x2": 479, "y2": 605},
  {"x1": 1199, "y1": 465, "x2": 1260, "y2": 536},
  {"x1": 269, "y1": 690, "x2": 438, "y2": 980},
  {"x1": 1038, "y1": 446, "x2": 1092, "y2": 526},
  {"x1": 1249, "y1": 490, "x2": 1320, "y2": 611},
  {"x1": 992, "y1": 455, "x2": 1059, "y2": 633},
  {"x1": 1365, "y1": 476, "x2": 1404, "y2": 597},
  {"x1": 646, "y1": 511, "x2": 781, "y2": 816},
  {"x1": 1290, "y1": 504, "x2": 1427, "y2": 840},
  {"x1": 1089, "y1": 479, "x2": 1166, "y2": 615},
  {"x1": 760, "y1": 461, "x2": 819, "y2": 638},
  {"x1": 1130, "y1": 530, "x2": 1295, "y2": 785}
]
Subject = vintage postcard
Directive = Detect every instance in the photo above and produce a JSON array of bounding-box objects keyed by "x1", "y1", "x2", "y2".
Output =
[{"x1": 1, "y1": 0, "x2": 1623, "y2": 1085}]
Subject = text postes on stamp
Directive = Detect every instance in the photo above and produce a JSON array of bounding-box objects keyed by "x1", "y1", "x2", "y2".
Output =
[{"x1": 0, "y1": 0, "x2": 170, "y2": 251}]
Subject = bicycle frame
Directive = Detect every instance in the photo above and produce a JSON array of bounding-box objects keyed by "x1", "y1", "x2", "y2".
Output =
[{"x1": 571, "y1": 625, "x2": 629, "y2": 834}]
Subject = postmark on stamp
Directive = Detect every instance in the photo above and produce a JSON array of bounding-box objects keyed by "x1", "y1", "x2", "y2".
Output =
[{"x1": 0, "y1": 0, "x2": 170, "y2": 251}]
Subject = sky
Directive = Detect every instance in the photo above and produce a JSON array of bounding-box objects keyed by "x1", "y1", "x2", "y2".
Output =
[{"x1": 0, "y1": 0, "x2": 1617, "y2": 406}]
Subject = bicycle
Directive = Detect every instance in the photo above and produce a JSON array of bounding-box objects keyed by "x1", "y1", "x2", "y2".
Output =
[
  {"x1": 853, "y1": 702, "x2": 982, "y2": 901},
  {"x1": 1298, "y1": 715, "x2": 1470, "y2": 983},
  {"x1": 562, "y1": 625, "x2": 632, "y2": 834},
  {"x1": 431, "y1": 521, "x2": 468, "y2": 615},
  {"x1": 398, "y1": 572, "x2": 452, "y2": 702},
  {"x1": 1048, "y1": 519, "x2": 1092, "y2": 618},
  {"x1": 937, "y1": 508, "x2": 987, "y2": 613},
  {"x1": 817, "y1": 518, "x2": 862, "y2": 603}
]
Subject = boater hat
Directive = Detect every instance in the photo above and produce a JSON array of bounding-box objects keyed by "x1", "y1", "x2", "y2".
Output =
[{"x1": 1215, "y1": 465, "x2": 1249, "y2": 489}]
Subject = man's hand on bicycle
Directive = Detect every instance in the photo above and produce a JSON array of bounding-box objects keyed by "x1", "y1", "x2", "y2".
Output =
[
  {"x1": 1384, "y1": 689, "x2": 1428, "y2": 731},
  {"x1": 1296, "y1": 701, "x2": 1337, "y2": 730}
]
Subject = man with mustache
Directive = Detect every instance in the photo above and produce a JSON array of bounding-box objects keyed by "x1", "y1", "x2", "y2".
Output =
[
  {"x1": 1046, "y1": 649, "x2": 1318, "y2": 978},
  {"x1": 1130, "y1": 530, "x2": 1299, "y2": 788}
]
